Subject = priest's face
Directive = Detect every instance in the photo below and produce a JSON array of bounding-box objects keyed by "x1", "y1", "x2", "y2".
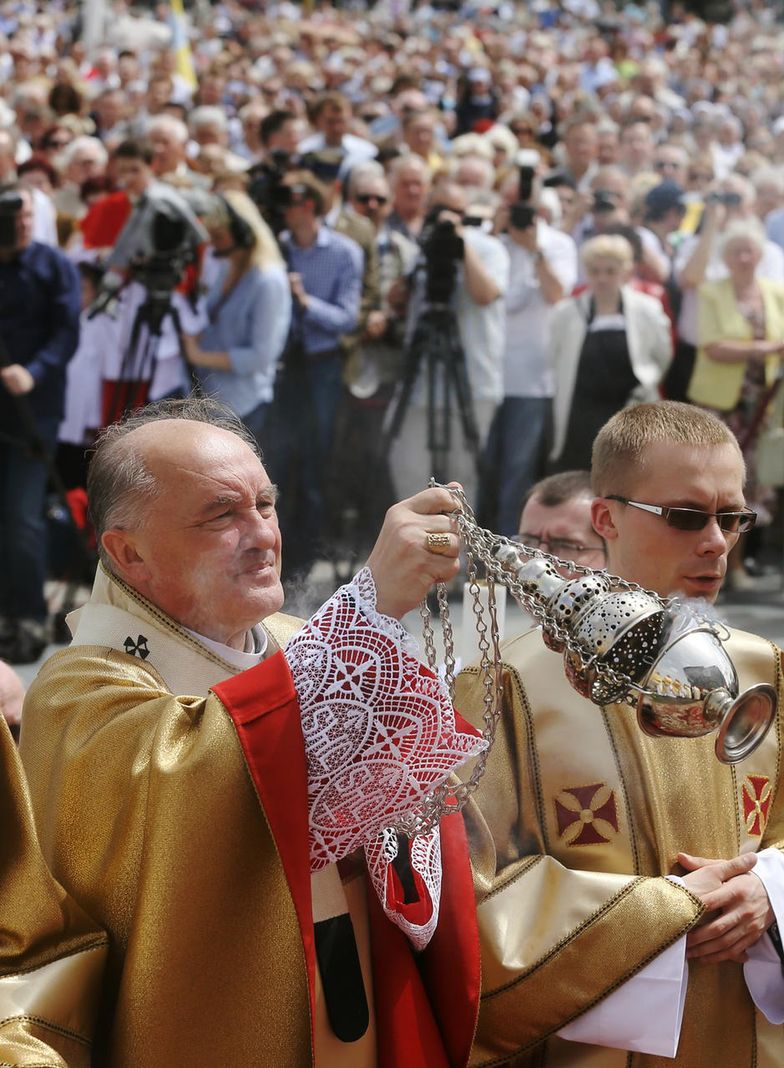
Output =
[
  {"x1": 106, "y1": 422, "x2": 283, "y2": 648},
  {"x1": 591, "y1": 441, "x2": 745, "y2": 603}
]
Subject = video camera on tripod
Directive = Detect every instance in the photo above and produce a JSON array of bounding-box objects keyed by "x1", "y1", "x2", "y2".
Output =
[
  {"x1": 384, "y1": 192, "x2": 484, "y2": 483},
  {"x1": 88, "y1": 184, "x2": 208, "y2": 324},
  {"x1": 87, "y1": 184, "x2": 209, "y2": 424}
]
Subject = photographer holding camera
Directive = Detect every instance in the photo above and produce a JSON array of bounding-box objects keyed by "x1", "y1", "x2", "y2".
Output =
[
  {"x1": 0, "y1": 185, "x2": 80, "y2": 664},
  {"x1": 482, "y1": 166, "x2": 578, "y2": 534},
  {"x1": 387, "y1": 177, "x2": 509, "y2": 508}
]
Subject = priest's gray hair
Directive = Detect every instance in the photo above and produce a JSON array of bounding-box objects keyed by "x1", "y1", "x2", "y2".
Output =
[{"x1": 88, "y1": 397, "x2": 260, "y2": 569}]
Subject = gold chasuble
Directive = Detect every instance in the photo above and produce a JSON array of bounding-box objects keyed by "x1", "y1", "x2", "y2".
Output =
[
  {"x1": 456, "y1": 625, "x2": 784, "y2": 1068},
  {"x1": 19, "y1": 567, "x2": 480, "y2": 1068},
  {"x1": 0, "y1": 717, "x2": 107, "y2": 1066}
]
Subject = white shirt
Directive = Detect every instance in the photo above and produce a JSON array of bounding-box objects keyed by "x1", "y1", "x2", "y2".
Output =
[
  {"x1": 31, "y1": 188, "x2": 58, "y2": 247},
  {"x1": 59, "y1": 309, "x2": 121, "y2": 445},
  {"x1": 456, "y1": 228, "x2": 510, "y2": 403},
  {"x1": 711, "y1": 141, "x2": 745, "y2": 180},
  {"x1": 501, "y1": 223, "x2": 578, "y2": 399}
]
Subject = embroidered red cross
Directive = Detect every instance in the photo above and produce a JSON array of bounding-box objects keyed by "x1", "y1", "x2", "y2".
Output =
[
  {"x1": 555, "y1": 783, "x2": 619, "y2": 846},
  {"x1": 742, "y1": 775, "x2": 772, "y2": 837}
]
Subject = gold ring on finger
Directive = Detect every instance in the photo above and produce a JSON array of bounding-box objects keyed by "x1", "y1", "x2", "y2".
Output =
[{"x1": 425, "y1": 532, "x2": 452, "y2": 554}]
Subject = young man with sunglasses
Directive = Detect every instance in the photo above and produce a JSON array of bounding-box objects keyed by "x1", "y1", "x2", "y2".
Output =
[{"x1": 458, "y1": 400, "x2": 784, "y2": 1068}]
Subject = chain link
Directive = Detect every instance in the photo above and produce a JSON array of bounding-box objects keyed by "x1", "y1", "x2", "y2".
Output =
[
  {"x1": 419, "y1": 597, "x2": 438, "y2": 672},
  {"x1": 396, "y1": 482, "x2": 718, "y2": 838},
  {"x1": 444, "y1": 484, "x2": 681, "y2": 698}
]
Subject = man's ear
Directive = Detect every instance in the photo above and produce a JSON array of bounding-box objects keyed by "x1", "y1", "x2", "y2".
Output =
[
  {"x1": 100, "y1": 528, "x2": 148, "y2": 582},
  {"x1": 591, "y1": 497, "x2": 619, "y2": 543}
]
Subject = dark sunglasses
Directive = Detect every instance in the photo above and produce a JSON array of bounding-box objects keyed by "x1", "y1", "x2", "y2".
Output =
[
  {"x1": 355, "y1": 193, "x2": 388, "y2": 205},
  {"x1": 606, "y1": 496, "x2": 756, "y2": 533}
]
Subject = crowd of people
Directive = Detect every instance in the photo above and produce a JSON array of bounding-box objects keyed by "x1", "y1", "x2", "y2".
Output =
[{"x1": 1, "y1": 0, "x2": 784, "y2": 667}]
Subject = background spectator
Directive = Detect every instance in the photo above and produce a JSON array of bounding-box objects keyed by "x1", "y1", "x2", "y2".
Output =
[
  {"x1": 689, "y1": 219, "x2": 784, "y2": 587},
  {"x1": 0, "y1": 187, "x2": 80, "y2": 664},
  {"x1": 265, "y1": 169, "x2": 362, "y2": 580},
  {"x1": 549, "y1": 234, "x2": 672, "y2": 471},
  {"x1": 183, "y1": 191, "x2": 291, "y2": 444}
]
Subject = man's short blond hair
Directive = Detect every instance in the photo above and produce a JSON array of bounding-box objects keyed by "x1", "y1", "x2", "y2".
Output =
[{"x1": 591, "y1": 401, "x2": 743, "y2": 496}]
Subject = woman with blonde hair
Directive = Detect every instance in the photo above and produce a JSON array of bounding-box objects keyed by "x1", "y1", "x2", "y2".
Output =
[
  {"x1": 688, "y1": 218, "x2": 784, "y2": 586},
  {"x1": 549, "y1": 233, "x2": 672, "y2": 469},
  {"x1": 183, "y1": 190, "x2": 291, "y2": 441}
]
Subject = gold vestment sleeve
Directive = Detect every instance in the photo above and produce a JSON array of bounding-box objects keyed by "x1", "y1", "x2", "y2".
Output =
[
  {"x1": 455, "y1": 649, "x2": 703, "y2": 1066},
  {"x1": 20, "y1": 647, "x2": 312, "y2": 1066},
  {"x1": 0, "y1": 718, "x2": 107, "y2": 1067}
]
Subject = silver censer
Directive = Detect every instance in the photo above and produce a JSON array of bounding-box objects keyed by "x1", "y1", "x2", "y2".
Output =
[
  {"x1": 402, "y1": 487, "x2": 778, "y2": 841},
  {"x1": 494, "y1": 543, "x2": 776, "y2": 765}
]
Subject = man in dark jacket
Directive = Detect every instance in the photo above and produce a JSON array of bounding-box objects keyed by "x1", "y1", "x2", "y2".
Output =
[{"x1": 0, "y1": 186, "x2": 80, "y2": 663}]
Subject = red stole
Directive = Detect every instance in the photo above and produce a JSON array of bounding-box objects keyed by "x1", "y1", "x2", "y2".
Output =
[{"x1": 212, "y1": 650, "x2": 480, "y2": 1067}]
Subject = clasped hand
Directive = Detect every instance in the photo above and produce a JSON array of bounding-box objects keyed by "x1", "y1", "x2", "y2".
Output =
[
  {"x1": 680, "y1": 851, "x2": 774, "y2": 964},
  {"x1": 0, "y1": 363, "x2": 34, "y2": 395}
]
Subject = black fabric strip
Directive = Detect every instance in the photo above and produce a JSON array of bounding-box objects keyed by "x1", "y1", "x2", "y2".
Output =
[
  {"x1": 314, "y1": 914, "x2": 370, "y2": 1042},
  {"x1": 391, "y1": 833, "x2": 419, "y2": 905}
]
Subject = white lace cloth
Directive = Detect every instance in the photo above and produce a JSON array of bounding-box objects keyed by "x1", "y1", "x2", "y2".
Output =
[{"x1": 285, "y1": 567, "x2": 485, "y2": 948}]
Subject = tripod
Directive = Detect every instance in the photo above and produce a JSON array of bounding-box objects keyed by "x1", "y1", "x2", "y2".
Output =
[
  {"x1": 384, "y1": 302, "x2": 482, "y2": 484},
  {"x1": 104, "y1": 286, "x2": 194, "y2": 426}
]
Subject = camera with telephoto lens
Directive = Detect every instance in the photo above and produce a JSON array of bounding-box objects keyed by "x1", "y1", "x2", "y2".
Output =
[
  {"x1": 593, "y1": 189, "x2": 619, "y2": 214},
  {"x1": 247, "y1": 149, "x2": 294, "y2": 236},
  {"x1": 419, "y1": 205, "x2": 465, "y2": 306},
  {"x1": 508, "y1": 152, "x2": 538, "y2": 232},
  {"x1": 0, "y1": 190, "x2": 23, "y2": 252},
  {"x1": 705, "y1": 191, "x2": 742, "y2": 207}
]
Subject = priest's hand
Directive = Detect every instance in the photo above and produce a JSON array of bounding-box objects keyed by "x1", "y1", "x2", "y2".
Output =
[
  {"x1": 680, "y1": 851, "x2": 773, "y2": 964},
  {"x1": 366, "y1": 485, "x2": 461, "y2": 619}
]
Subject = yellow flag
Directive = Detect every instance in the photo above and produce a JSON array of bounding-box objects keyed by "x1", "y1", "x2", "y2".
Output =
[{"x1": 168, "y1": 0, "x2": 197, "y2": 91}]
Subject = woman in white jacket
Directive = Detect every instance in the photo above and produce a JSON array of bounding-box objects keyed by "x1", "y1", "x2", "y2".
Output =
[{"x1": 548, "y1": 234, "x2": 673, "y2": 469}]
